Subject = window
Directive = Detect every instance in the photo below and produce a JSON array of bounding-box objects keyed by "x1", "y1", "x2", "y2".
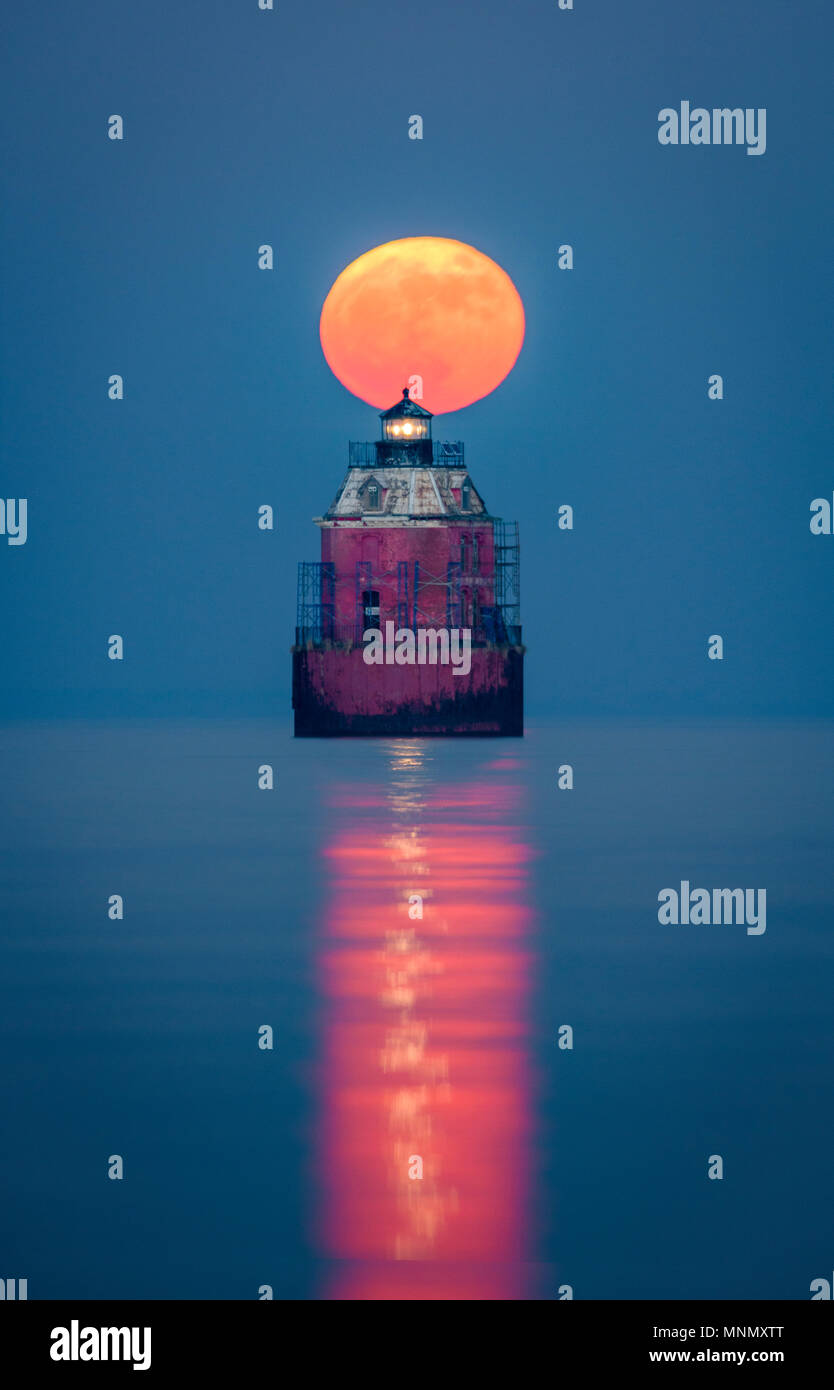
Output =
[
  {"x1": 362, "y1": 590, "x2": 380, "y2": 626},
  {"x1": 460, "y1": 536, "x2": 469, "y2": 572},
  {"x1": 366, "y1": 482, "x2": 381, "y2": 511},
  {"x1": 461, "y1": 480, "x2": 471, "y2": 511},
  {"x1": 473, "y1": 535, "x2": 479, "y2": 573}
]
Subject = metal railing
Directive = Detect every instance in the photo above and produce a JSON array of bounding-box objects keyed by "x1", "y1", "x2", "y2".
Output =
[{"x1": 348, "y1": 440, "x2": 465, "y2": 467}]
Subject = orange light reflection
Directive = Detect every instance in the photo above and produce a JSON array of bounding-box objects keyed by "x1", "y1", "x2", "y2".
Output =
[{"x1": 318, "y1": 742, "x2": 534, "y2": 1299}]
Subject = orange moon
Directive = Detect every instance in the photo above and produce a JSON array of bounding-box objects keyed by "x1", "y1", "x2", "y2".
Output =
[{"x1": 319, "y1": 236, "x2": 525, "y2": 415}]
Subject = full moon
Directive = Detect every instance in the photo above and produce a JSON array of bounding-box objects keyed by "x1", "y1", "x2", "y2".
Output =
[{"x1": 319, "y1": 236, "x2": 525, "y2": 416}]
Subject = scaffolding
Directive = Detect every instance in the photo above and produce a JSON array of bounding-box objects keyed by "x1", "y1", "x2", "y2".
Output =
[
  {"x1": 493, "y1": 519, "x2": 521, "y2": 636},
  {"x1": 445, "y1": 561, "x2": 462, "y2": 628},
  {"x1": 397, "y1": 560, "x2": 410, "y2": 629},
  {"x1": 296, "y1": 561, "x2": 334, "y2": 643},
  {"x1": 295, "y1": 520, "x2": 522, "y2": 646}
]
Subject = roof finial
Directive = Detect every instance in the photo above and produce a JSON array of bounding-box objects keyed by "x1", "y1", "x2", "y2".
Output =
[{"x1": 402, "y1": 385, "x2": 411, "y2": 399}]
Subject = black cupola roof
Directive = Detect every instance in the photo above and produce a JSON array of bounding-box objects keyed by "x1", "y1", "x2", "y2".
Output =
[{"x1": 379, "y1": 387, "x2": 433, "y2": 423}]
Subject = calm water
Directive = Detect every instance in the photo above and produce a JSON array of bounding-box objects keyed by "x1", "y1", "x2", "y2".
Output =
[{"x1": 1, "y1": 720, "x2": 832, "y2": 1300}]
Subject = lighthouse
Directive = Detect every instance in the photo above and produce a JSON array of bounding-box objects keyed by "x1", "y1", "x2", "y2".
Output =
[{"x1": 292, "y1": 389, "x2": 523, "y2": 736}]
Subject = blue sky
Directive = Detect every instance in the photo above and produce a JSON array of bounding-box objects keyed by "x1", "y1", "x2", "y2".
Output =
[{"x1": 2, "y1": 0, "x2": 832, "y2": 716}]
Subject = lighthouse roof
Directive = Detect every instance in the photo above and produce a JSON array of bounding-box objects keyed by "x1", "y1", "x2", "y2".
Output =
[
  {"x1": 379, "y1": 387, "x2": 433, "y2": 422},
  {"x1": 320, "y1": 466, "x2": 488, "y2": 522}
]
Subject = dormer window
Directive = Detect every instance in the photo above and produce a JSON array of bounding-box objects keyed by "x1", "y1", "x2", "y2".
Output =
[
  {"x1": 361, "y1": 477, "x2": 382, "y2": 512},
  {"x1": 461, "y1": 479, "x2": 472, "y2": 511}
]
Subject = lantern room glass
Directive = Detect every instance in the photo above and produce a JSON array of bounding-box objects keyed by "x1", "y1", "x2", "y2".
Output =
[{"x1": 383, "y1": 418, "x2": 429, "y2": 441}]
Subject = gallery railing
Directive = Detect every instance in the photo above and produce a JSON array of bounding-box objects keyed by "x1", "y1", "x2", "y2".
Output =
[{"x1": 348, "y1": 440, "x2": 465, "y2": 467}]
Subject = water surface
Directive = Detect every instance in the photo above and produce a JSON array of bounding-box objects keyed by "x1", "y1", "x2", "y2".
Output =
[{"x1": 1, "y1": 719, "x2": 831, "y2": 1299}]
